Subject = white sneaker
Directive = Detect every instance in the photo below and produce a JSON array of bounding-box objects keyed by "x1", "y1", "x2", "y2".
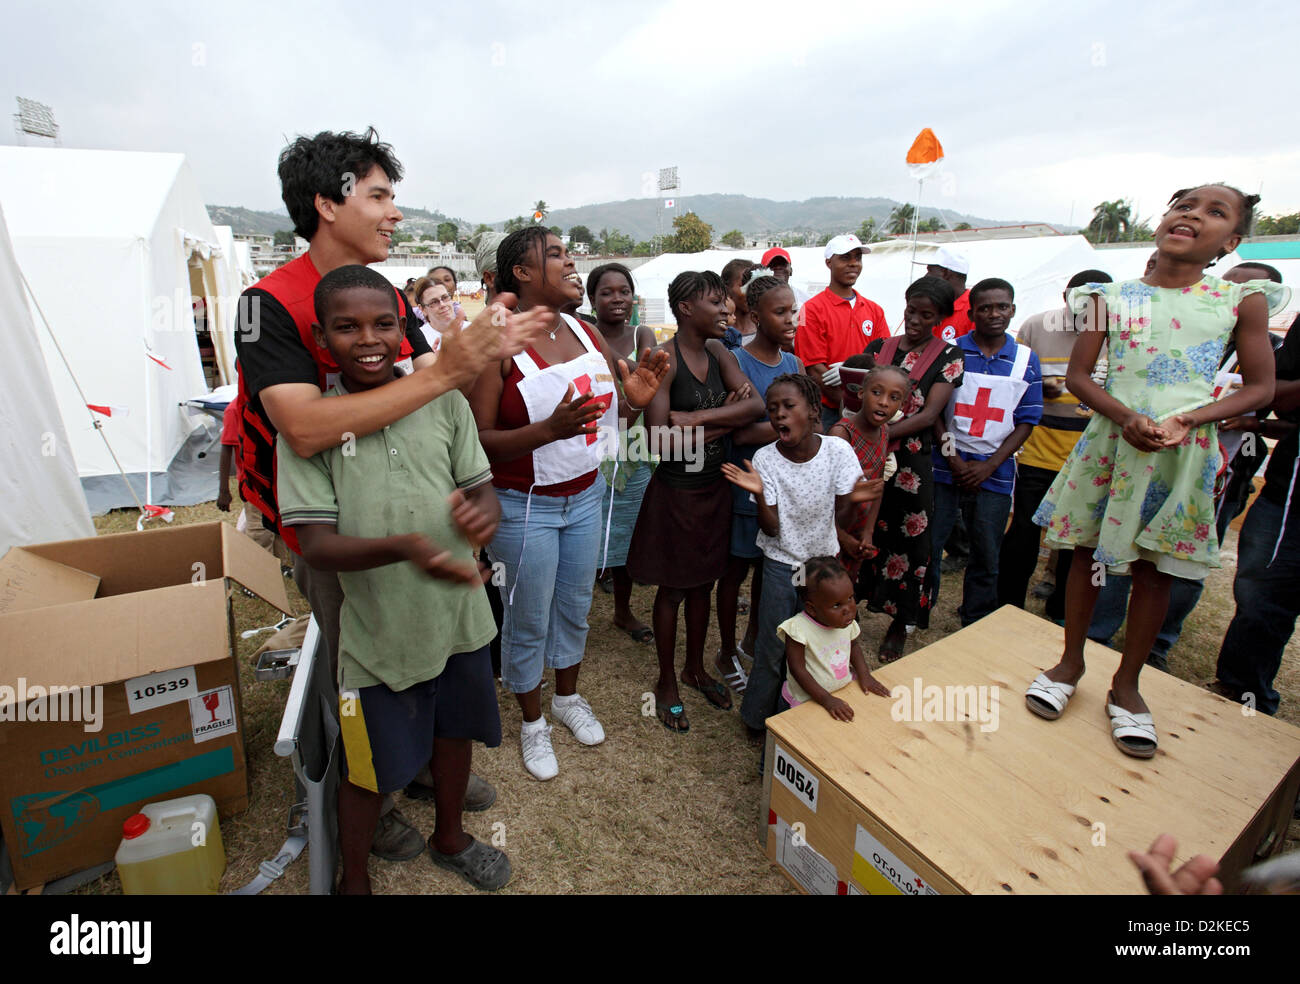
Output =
[
  {"x1": 520, "y1": 720, "x2": 558, "y2": 781},
  {"x1": 552, "y1": 694, "x2": 606, "y2": 746}
]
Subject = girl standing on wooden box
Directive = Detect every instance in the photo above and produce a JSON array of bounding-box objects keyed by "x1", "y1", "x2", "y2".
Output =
[{"x1": 1028, "y1": 185, "x2": 1275, "y2": 758}]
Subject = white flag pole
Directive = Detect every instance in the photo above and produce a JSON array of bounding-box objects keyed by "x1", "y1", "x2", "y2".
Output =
[{"x1": 909, "y1": 178, "x2": 924, "y2": 268}]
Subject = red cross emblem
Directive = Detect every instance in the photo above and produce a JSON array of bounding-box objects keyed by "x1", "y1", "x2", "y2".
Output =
[
  {"x1": 571, "y1": 373, "x2": 613, "y2": 445},
  {"x1": 954, "y1": 387, "x2": 1005, "y2": 437}
]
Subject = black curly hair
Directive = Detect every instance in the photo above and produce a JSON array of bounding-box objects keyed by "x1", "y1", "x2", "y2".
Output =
[
  {"x1": 277, "y1": 128, "x2": 403, "y2": 242},
  {"x1": 313, "y1": 264, "x2": 399, "y2": 324}
]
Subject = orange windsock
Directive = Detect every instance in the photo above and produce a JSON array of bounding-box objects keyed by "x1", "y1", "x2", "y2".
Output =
[{"x1": 906, "y1": 129, "x2": 945, "y2": 178}]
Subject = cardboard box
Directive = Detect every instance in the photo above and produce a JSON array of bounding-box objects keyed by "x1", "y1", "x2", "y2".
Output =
[
  {"x1": 760, "y1": 606, "x2": 1300, "y2": 895},
  {"x1": 0, "y1": 522, "x2": 291, "y2": 890}
]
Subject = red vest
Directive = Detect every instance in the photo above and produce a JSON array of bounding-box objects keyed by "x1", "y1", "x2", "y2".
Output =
[{"x1": 237, "y1": 254, "x2": 416, "y2": 553}]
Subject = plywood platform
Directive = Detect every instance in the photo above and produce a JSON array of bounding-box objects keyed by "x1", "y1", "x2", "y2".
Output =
[{"x1": 761, "y1": 606, "x2": 1300, "y2": 894}]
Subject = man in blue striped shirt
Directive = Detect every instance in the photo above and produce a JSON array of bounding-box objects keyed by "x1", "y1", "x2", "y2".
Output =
[{"x1": 928, "y1": 278, "x2": 1043, "y2": 626}]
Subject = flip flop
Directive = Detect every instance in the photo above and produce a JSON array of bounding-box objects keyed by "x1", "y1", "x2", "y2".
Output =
[
  {"x1": 682, "y1": 675, "x2": 733, "y2": 711},
  {"x1": 718, "y1": 650, "x2": 749, "y2": 693},
  {"x1": 618, "y1": 624, "x2": 654, "y2": 644},
  {"x1": 595, "y1": 575, "x2": 614, "y2": 595},
  {"x1": 657, "y1": 702, "x2": 689, "y2": 733}
]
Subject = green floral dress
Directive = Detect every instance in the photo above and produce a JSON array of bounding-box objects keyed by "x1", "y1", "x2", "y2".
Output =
[{"x1": 1032, "y1": 276, "x2": 1268, "y2": 579}]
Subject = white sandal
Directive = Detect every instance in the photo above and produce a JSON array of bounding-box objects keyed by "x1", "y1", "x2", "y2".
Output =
[
  {"x1": 1025, "y1": 673, "x2": 1077, "y2": 721},
  {"x1": 1106, "y1": 693, "x2": 1157, "y2": 759},
  {"x1": 719, "y1": 650, "x2": 749, "y2": 693}
]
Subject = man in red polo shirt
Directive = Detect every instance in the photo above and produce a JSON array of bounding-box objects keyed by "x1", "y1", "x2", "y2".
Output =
[
  {"x1": 235, "y1": 128, "x2": 552, "y2": 873},
  {"x1": 795, "y1": 233, "x2": 890, "y2": 431},
  {"x1": 926, "y1": 245, "x2": 973, "y2": 342}
]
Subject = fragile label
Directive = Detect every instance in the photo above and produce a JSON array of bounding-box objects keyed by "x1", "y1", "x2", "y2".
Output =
[
  {"x1": 189, "y1": 686, "x2": 237, "y2": 743},
  {"x1": 774, "y1": 816, "x2": 837, "y2": 895},
  {"x1": 125, "y1": 666, "x2": 198, "y2": 714},
  {"x1": 772, "y1": 743, "x2": 818, "y2": 812},
  {"x1": 852, "y1": 824, "x2": 938, "y2": 896}
]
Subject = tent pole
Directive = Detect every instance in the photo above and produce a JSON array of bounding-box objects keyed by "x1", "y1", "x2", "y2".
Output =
[
  {"x1": 18, "y1": 267, "x2": 146, "y2": 514},
  {"x1": 144, "y1": 338, "x2": 153, "y2": 509},
  {"x1": 908, "y1": 178, "x2": 924, "y2": 268}
]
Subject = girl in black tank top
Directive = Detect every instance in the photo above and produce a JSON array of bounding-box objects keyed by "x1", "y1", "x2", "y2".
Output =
[
  {"x1": 626, "y1": 271, "x2": 765, "y2": 733},
  {"x1": 659, "y1": 335, "x2": 729, "y2": 486}
]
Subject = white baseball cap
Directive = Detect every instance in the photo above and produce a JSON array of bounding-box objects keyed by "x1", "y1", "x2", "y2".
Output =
[
  {"x1": 925, "y1": 245, "x2": 970, "y2": 276},
  {"x1": 824, "y1": 234, "x2": 871, "y2": 260}
]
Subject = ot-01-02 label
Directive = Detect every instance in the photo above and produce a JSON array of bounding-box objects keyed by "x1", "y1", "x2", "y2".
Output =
[{"x1": 852, "y1": 823, "x2": 938, "y2": 896}]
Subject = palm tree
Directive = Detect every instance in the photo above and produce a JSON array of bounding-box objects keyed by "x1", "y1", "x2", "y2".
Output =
[
  {"x1": 533, "y1": 200, "x2": 549, "y2": 220},
  {"x1": 887, "y1": 203, "x2": 915, "y2": 235},
  {"x1": 1087, "y1": 199, "x2": 1133, "y2": 243}
]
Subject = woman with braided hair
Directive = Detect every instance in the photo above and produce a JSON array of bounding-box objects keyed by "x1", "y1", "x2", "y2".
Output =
[
  {"x1": 469, "y1": 228, "x2": 668, "y2": 780},
  {"x1": 626, "y1": 270, "x2": 763, "y2": 732}
]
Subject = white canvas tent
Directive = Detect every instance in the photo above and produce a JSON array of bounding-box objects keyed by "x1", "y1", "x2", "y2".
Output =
[
  {"x1": 0, "y1": 201, "x2": 94, "y2": 552},
  {"x1": 0, "y1": 147, "x2": 234, "y2": 490},
  {"x1": 623, "y1": 235, "x2": 1105, "y2": 335}
]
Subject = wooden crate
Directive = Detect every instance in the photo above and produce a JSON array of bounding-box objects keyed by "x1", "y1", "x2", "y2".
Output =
[{"x1": 759, "y1": 606, "x2": 1300, "y2": 895}]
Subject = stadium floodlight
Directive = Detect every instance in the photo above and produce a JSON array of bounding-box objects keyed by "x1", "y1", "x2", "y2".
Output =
[
  {"x1": 14, "y1": 97, "x2": 59, "y2": 139},
  {"x1": 658, "y1": 167, "x2": 678, "y2": 192}
]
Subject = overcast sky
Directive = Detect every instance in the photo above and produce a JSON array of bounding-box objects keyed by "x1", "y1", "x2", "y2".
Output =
[{"x1": 2, "y1": 0, "x2": 1296, "y2": 229}]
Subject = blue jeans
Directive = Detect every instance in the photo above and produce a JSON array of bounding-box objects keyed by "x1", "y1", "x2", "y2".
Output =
[
  {"x1": 487, "y1": 479, "x2": 605, "y2": 694},
  {"x1": 928, "y1": 481, "x2": 1012, "y2": 627},
  {"x1": 1216, "y1": 496, "x2": 1299, "y2": 716},
  {"x1": 1087, "y1": 573, "x2": 1204, "y2": 671},
  {"x1": 740, "y1": 555, "x2": 802, "y2": 731}
]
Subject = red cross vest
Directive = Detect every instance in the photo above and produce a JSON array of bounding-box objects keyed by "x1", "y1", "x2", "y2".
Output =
[
  {"x1": 944, "y1": 342, "x2": 1032, "y2": 457},
  {"x1": 510, "y1": 314, "x2": 619, "y2": 487}
]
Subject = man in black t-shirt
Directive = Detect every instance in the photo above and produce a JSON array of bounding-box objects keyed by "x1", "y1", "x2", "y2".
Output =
[
  {"x1": 1213, "y1": 314, "x2": 1300, "y2": 716},
  {"x1": 235, "y1": 128, "x2": 552, "y2": 885}
]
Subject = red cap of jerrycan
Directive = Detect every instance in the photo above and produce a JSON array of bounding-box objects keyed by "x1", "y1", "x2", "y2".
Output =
[{"x1": 122, "y1": 814, "x2": 150, "y2": 839}]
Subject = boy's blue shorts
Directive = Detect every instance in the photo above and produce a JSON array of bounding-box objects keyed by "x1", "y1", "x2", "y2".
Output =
[{"x1": 338, "y1": 645, "x2": 500, "y2": 794}]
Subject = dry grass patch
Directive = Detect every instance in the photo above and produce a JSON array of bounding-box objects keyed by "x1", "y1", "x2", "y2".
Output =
[{"x1": 72, "y1": 503, "x2": 1295, "y2": 894}]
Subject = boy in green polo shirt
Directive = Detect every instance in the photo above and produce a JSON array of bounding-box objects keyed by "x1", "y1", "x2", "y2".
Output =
[{"x1": 275, "y1": 265, "x2": 508, "y2": 894}]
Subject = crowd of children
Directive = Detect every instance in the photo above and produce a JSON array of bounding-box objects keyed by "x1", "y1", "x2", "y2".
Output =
[{"x1": 228, "y1": 128, "x2": 1289, "y2": 893}]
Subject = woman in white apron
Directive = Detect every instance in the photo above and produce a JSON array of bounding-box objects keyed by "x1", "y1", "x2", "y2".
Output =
[{"x1": 469, "y1": 229, "x2": 667, "y2": 781}]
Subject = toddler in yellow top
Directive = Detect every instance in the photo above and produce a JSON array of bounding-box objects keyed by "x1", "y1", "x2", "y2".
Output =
[{"x1": 778, "y1": 556, "x2": 891, "y2": 721}]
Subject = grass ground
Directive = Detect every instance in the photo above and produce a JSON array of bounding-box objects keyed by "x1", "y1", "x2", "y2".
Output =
[{"x1": 71, "y1": 494, "x2": 1297, "y2": 895}]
